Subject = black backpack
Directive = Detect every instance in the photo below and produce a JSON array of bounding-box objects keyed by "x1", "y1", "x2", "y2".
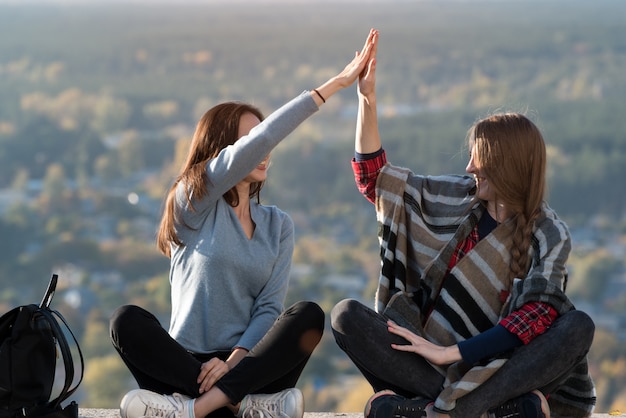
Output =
[{"x1": 0, "y1": 274, "x2": 84, "y2": 418}]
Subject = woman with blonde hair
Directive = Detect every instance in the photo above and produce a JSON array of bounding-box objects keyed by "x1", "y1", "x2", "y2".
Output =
[
  {"x1": 110, "y1": 29, "x2": 377, "y2": 418},
  {"x1": 331, "y1": 31, "x2": 596, "y2": 418}
]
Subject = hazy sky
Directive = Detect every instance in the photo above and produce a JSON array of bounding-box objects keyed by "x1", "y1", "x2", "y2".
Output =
[{"x1": 0, "y1": 0, "x2": 389, "y2": 3}]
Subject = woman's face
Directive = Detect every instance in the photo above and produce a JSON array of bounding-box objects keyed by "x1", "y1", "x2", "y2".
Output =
[
  {"x1": 466, "y1": 142, "x2": 495, "y2": 203},
  {"x1": 238, "y1": 112, "x2": 269, "y2": 184}
]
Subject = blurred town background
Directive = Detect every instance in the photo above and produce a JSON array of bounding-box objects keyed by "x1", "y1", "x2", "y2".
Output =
[{"x1": 0, "y1": 0, "x2": 625, "y2": 413}]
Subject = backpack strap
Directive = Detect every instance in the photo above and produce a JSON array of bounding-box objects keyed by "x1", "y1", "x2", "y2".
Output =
[
  {"x1": 39, "y1": 274, "x2": 58, "y2": 310},
  {"x1": 37, "y1": 309, "x2": 84, "y2": 409},
  {"x1": 38, "y1": 274, "x2": 84, "y2": 409}
]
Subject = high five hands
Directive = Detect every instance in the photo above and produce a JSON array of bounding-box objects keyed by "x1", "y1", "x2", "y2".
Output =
[
  {"x1": 313, "y1": 28, "x2": 379, "y2": 104},
  {"x1": 337, "y1": 28, "x2": 379, "y2": 88}
]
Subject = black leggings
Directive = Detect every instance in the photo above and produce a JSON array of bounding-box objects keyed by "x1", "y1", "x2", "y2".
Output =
[
  {"x1": 110, "y1": 301, "x2": 324, "y2": 414},
  {"x1": 331, "y1": 298, "x2": 594, "y2": 418}
]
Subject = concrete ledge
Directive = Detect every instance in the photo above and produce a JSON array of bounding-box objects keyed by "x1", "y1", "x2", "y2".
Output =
[
  {"x1": 79, "y1": 411, "x2": 368, "y2": 418},
  {"x1": 79, "y1": 409, "x2": 624, "y2": 418}
]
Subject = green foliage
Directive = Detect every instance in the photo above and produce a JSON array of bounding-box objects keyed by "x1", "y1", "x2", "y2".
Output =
[
  {"x1": 81, "y1": 355, "x2": 134, "y2": 408},
  {"x1": 568, "y1": 249, "x2": 622, "y2": 302},
  {"x1": 591, "y1": 329, "x2": 626, "y2": 412}
]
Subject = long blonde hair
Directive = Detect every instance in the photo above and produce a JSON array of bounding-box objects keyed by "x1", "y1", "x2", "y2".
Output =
[
  {"x1": 157, "y1": 102, "x2": 265, "y2": 257},
  {"x1": 468, "y1": 113, "x2": 546, "y2": 281}
]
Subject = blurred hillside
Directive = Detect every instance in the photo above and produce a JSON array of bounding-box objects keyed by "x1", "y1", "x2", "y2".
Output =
[{"x1": 0, "y1": 0, "x2": 625, "y2": 413}]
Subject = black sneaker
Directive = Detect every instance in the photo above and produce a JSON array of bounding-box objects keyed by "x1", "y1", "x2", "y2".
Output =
[
  {"x1": 488, "y1": 391, "x2": 550, "y2": 418},
  {"x1": 365, "y1": 390, "x2": 432, "y2": 418}
]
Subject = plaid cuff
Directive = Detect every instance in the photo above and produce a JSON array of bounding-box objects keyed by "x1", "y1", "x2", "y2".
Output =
[
  {"x1": 351, "y1": 150, "x2": 386, "y2": 203},
  {"x1": 499, "y1": 301, "x2": 558, "y2": 345}
]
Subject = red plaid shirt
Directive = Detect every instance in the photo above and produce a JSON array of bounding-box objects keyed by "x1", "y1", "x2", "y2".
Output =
[{"x1": 352, "y1": 150, "x2": 557, "y2": 345}]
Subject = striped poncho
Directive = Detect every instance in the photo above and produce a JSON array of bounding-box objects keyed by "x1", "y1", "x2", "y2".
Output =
[{"x1": 374, "y1": 163, "x2": 595, "y2": 418}]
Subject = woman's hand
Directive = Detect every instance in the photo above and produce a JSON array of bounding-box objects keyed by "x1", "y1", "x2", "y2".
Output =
[
  {"x1": 335, "y1": 28, "x2": 378, "y2": 88},
  {"x1": 197, "y1": 358, "x2": 230, "y2": 394},
  {"x1": 196, "y1": 347, "x2": 248, "y2": 393},
  {"x1": 357, "y1": 29, "x2": 378, "y2": 99},
  {"x1": 312, "y1": 28, "x2": 378, "y2": 104},
  {"x1": 387, "y1": 320, "x2": 462, "y2": 366}
]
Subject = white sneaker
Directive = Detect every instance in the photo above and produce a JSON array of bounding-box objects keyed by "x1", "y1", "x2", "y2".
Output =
[
  {"x1": 238, "y1": 388, "x2": 304, "y2": 418},
  {"x1": 120, "y1": 389, "x2": 194, "y2": 418}
]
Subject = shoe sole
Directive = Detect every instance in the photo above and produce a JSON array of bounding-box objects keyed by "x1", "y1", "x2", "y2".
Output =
[
  {"x1": 120, "y1": 389, "x2": 143, "y2": 418},
  {"x1": 531, "y1": 390, "x2": 551, "y2": 418},
  {"x1": 364, "y1": 390, "x2": 397, "y2": 418},
  {"x1": 290, "y1": 388, "x2": 305, "y2": 418}
]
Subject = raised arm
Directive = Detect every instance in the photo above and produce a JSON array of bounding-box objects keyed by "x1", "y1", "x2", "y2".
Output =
[{"x1": 355, "y1": 29, "x2": 381, "y2": 154}]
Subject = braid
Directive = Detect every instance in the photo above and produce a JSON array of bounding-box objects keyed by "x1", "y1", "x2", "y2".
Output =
[
  {"x1": 509, "y1": 214, "x2": 529, "y2": 282},
  {"x1": 509, "y1": 208, "x2": 540, "y2": 283}
]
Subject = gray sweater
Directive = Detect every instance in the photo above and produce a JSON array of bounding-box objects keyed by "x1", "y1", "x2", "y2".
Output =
[{"x1": 168, "y1": 92, "x2": 319, "y2": 354}]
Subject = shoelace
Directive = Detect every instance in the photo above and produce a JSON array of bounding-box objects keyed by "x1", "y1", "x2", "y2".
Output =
[
  {"x1": 376, "y1": 395, "x2": 427, "y2": 418},
  {"x1": 249, "y1": 400, "x2": 279, "y2": 412},
  {"x1": 244, "y1": 394, "x2": 294, "y2": 418},
  {"x1": 242, "y1": 406, "x2": 275, "y2": 418},
  {"x1": 489, "y1": 395, "x2": 544, "y2": 418},
  {"x1": 140, "y1": 394, "x2": 185, "y2": 418},
  {"x1": 392, "y1": 404, "x2": 427, "y2": 418},
  {"x1": 489, "y1": 404, "x2": 534, "y2": 418},
  {"x1": 490, "y1": 411, "x2": 517, "y2": 418}
]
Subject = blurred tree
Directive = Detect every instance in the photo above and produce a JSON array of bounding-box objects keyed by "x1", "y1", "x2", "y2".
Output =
[
  {"x1": 335, "y1": 377, "x2": 373, "y2": 413},
  {"x1": 41, "y1": 163, "x2": 66, "y2": 198},
  {"x1": 94, "y1": 154, "x2": 120, "y2": 186},
  {"x1": 589, "y1": 328, "x2": 621, "y2": 364},
  {"x1": 99, "y1": 240, "x2": 167, "y2": 284},
  {"x1": 38, "y1": 239, "x2": 102, "y2": 268},
  {"x1": 81, "y1": 355, "x2": 134, "y2": 408},
  {"x1": 91, "y1": 94, "x2": 132, "y2": 134},
  {"x1": 117, "y1": 131, "x2": 145, "y2": 178},
  {"x1": 10, "y1": 168, "x2": 29, "y2": 192},
  {"x1": 568, "y1": 249, "x2": 622, "y2": 302},
  {"x1": 130, "y1": 274, "x2": 171, "y2": 315},
  {"x1": 142, "y1": 100, "x2": 179, "y2": 126},
  {"x1": 81, "y1": 309, "x2": 115, "y2": 359},
  {"x1": 39, "y1": 163, "x2": 71, "y2": 216}
]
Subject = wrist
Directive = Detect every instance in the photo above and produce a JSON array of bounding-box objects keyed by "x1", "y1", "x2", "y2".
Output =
[
  {"x1": 445, "y1": 345, "x2": 462, "y2": 364},
  {"x1": 316, "y1": 75, "x2": 351, "y2": 101},
  {"x1": 313, "y1": 88, "x2": 326, "y2": 103},
  {"x1": 331, "y1": 73, "x2": 353, "y2": 89},
  {"x1": 358, "y1": 91, "x2": 376, "y2": 105}
]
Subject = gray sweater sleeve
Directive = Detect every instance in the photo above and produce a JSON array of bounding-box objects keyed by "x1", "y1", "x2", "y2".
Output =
[{"x1": 176, "y1": 91, "x2": 319, "y2": 226}]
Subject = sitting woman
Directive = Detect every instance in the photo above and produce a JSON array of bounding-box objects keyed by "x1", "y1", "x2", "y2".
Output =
[
  {"x1": 110, "y1": 29, "x2": 378, "y2": 418},
  {"x1": 331, "y1": 30, "x2": 596, "y2": 418}
]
